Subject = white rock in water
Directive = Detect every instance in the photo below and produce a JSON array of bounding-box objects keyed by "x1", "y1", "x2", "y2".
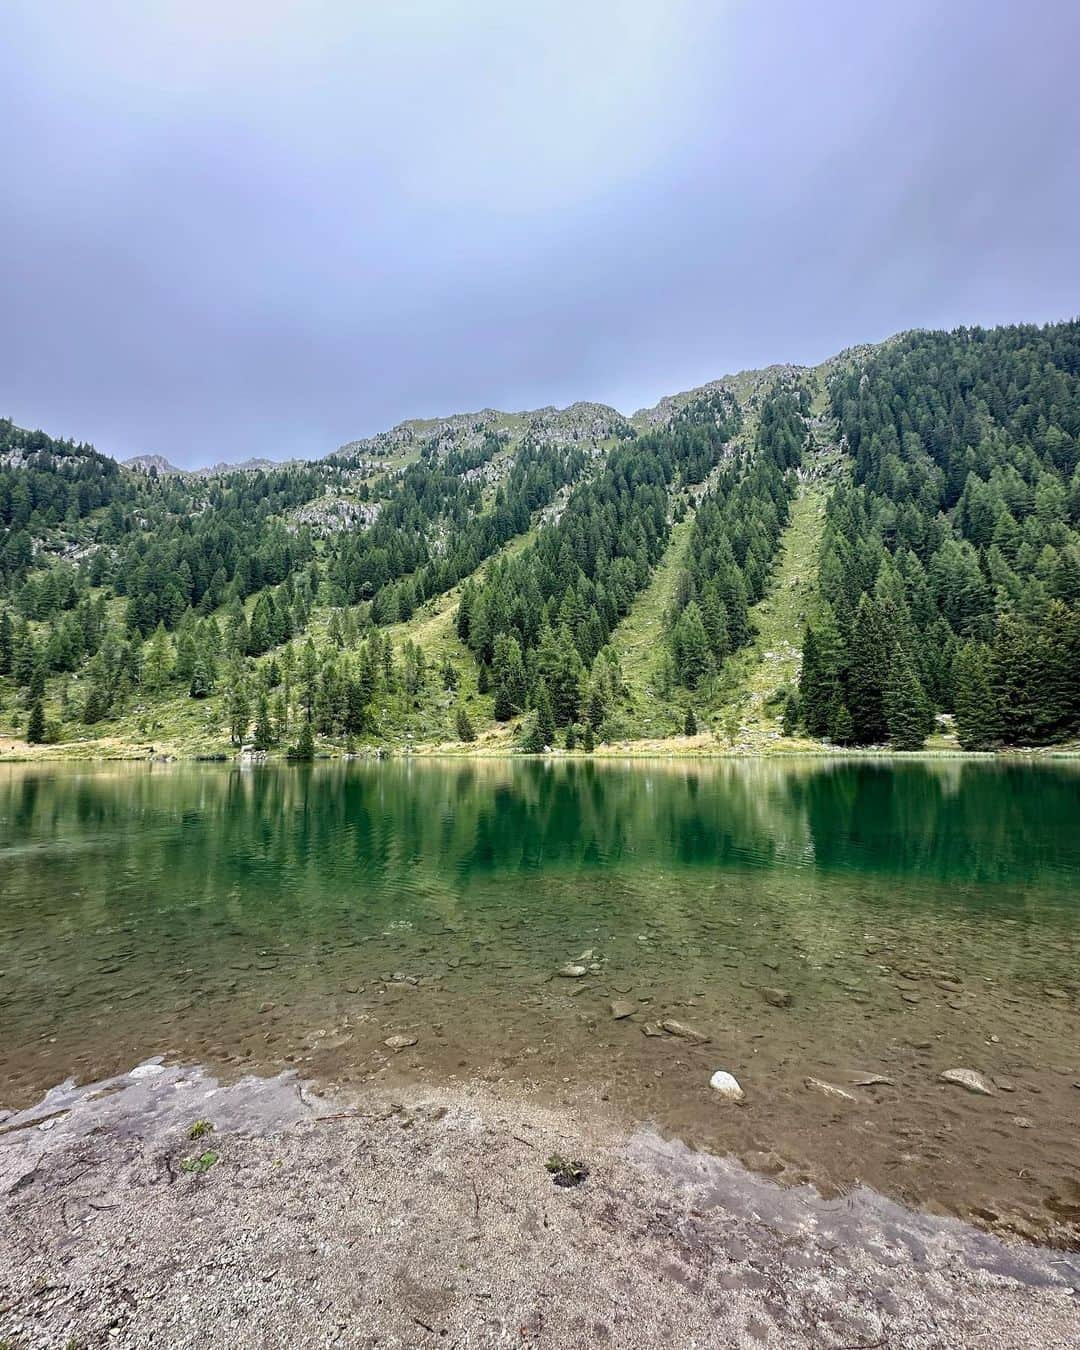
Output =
[
  {"x1": 709, "y1": 1070, "x2": 744, "y2": 1102},
  {"x1": 557, "y1": 964, "x2": 588, "y2": 978},
  {"x1": 384, "y1": 1034, "x2": 418, "y2": 1050},
  {"x1": 129, "y1": 1062, "x2": 165, "y2": 1079},
  {"x1": 939, "y1": 1068, "x2": 994, "y2": 1096}
]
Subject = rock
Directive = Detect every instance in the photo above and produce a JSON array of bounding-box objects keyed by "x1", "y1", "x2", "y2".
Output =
[
  {"x1": 129, "y1": 1062, "x2": 165, "y2": 1079},
  {"x1": 760, "y1": 987, "x2": 793, "y2": 1008},
  {"x1": 610, "y1": 1000, "x2": 636, "y2": 1020},
  {"x1": 901, "y1": 992, "x2": 921, "y2": 1004},
  {"x1": 641, "y1": 1023, "x2": 665, "y2": 1037},
  {"x1": 993, "y1": 1077, "x2": 1018, "y2": 1092},
  {"x1": 853, "y1": 1074, "x2": 895, "y2": 1087},
  {"x1": 939, "y1": 1068, "x2": 994, "y2": 1096},
  {"x1": 384, "y1": 1034, "x2": 418, "y2": 1050},
  {"x1": 1012, "y1": 1116, "x2": 1034, "y2": 1129},
  {"x1": 709, "y1": 1070, "x2": 744, "y2": 1102},
  {"x1": 557, "y1": 964, "x2": 588, "y2": 978},
  {"x1": 804, "y1": 1077, "x2": 857, "y2": 1102},
  {"x1": 259, "y1": 1000, "x2": 275, "y2": 1014},
  {"x1": 660, "y1": 1019, "x2": 711, "y2": 1045}
]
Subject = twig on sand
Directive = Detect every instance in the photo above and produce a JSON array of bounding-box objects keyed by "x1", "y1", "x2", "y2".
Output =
[
  {"x1": 511, "y1": 1134, "x2": 537, "y2": 1150},
  {"x1": 471, "y1": 1178, "x2": 480, "y2": 1217}
]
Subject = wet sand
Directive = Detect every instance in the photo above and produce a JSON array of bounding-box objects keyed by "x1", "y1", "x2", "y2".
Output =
[{"x1": 1, "y1": 1064, "x2": 1078, "y2": 1349}]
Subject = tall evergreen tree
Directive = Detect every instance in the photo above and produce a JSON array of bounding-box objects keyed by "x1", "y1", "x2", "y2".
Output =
[
  {"x1": 884, "y1": 648, "x2": 933, "y2": 749},
  {"x1": 952, "y1": 642, "x2": 1001, "y2": 749},
  {"x1": 26, "y1": 698, "x2": 45, "y2": 744}
]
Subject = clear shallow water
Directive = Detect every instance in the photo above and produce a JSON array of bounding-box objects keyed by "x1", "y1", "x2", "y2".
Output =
[{"x1": 1, "y1": 758, "x2": 1079, "y2": 1243}]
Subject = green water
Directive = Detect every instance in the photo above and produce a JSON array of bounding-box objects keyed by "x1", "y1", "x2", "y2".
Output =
[{"x1": 1, "y1": 758, "x2": 1079, "y2": 1239}]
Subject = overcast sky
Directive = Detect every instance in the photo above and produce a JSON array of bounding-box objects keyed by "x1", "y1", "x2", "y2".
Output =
[{"x1": 2, "y1": 1, "x2": 1078, "y2": 466}]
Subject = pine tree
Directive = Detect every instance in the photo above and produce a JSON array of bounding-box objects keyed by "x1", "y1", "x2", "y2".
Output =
[
  {"x1": 671, "y1": 602, "x2": 712, "y2": 689},
  {"x1": 683, "y1": 706, "x2": 697, "y2": 736},
  {"x1": 0, "y1": 610, "x2": 13, "y2": 676},
  {"x1": 884, "y1": 648, "x2": 933, "y2": 749},
  {"x1": 847, "y1": 594, "x2": 890, "y2": 744},
  {"x1": 189, "y1": 654, "x2": 214, "y2": 699},
  {"x1": 143, "y1": 623, "x2": 172, "y2": 693},
  {"x1": 829, "y1": 702, "x2": 854, "y2": 745},
  {"x1": 455, "y1": 706, "x2": 476, "y2": 742},
  {"x1": 287, "y1": 719, "x2": 315, "y2": 761},
  {"x1": 534, "y1": 682, "x2": 556, "y2": 748},
  {"x1": 26, "y1": 698, "x2": 45, "y2": 744},
  {"x1": 252, "y1": 693, "x2": 275, "y2": 750},
  {"x1": 798, "y1": 613, "x2": 843, "y2": 737},
  {"x1": 952, "y1": 642, "x2": 1001, "y2": 749},
  {"x1": 226, "y1": 671, "x2": 251, "y2": 745}
]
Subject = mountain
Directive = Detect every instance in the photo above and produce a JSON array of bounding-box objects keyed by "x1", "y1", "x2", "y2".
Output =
[{"x1": 1, "y1": 318, "x2": 1078, "y2": 757}]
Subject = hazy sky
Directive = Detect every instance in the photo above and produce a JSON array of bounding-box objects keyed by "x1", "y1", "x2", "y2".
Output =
[{"x1": 3, "y1": 1, "x2": 1078, "y2": 466}]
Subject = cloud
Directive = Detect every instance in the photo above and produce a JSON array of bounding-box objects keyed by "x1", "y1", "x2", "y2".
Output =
[{"x1": 1, "y1": 1, "x2": 1077, "y2": 464}]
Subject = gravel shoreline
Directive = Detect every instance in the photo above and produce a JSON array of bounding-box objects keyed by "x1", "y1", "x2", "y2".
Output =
[{"x1": 1, "y1": 1063, "x2": 1078, "y2": 1349}]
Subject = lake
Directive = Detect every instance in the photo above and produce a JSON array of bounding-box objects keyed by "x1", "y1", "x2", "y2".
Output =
[{"x1": 1, "y1": 757, "x2": 1078, "y2": 1244}]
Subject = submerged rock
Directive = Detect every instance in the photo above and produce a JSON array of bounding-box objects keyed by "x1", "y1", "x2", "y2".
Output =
[
  {"x1": 557, "y1": 964, "x2": 588, "y2": 978},
  {"x1": 384, "y1": 1034, "x2": 418, "y2": 1050},
  {"x1": 760, "y1": 987, "x2": 793, "y2": 1009},
  {"x1": 660, "y1": 1019, "x2": 711, "y2": 1045},
  {"x1": 804, "y1": 1077, "x2": 857, "y2": 1103},
  {"x1": 939, "y1": 1068, "x2": 994, "y2": 1096},
  {"x1": 641, "y1": 1023, "x2": 665, "y2": 1037},
  {"x1": 853, "y1": 1074, "x2": 895, "y2": 1087},
  {"x1": 610, "y1": 1000, "x2": 636, "y2": 1020},
  {"x1": 709, "y1": 1070, "x2": 744, "y2": 1102}
]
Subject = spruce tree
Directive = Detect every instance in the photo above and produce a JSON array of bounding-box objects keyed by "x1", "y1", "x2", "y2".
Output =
[
  {"x1": 534, "y1": 682, "x2": 556, "y2": 748},
  {"x1": 781, "y1": 691, "x2": 799, "y2": 736},
  {"x1": 582, "y1": 723, "x2": 595, "y2": 753},
  {"x1": 847, "y1": 594, "x2": 890, "y2": 744},
  {"x1": 288, "y1": 719, "x2": 315, "y2": 761},
  {"x1": 683, "y1": 706, "x2": 697, "y2": 736},
  {"x1": 952, "y1": 642, "x2": 1000, "y2": 749},
  {"x1": 26, "y1": 698, "x2": 46, "y2": 744},
  {"x1": 0, "y1": 610, "x2": 13, "y2": 676},
  {"x1": 829, "y1": 702, "x2": 854, "y2": 746},
  {"x1": 252, "y1": 693, "x2": 275, "y2": 750},
  {"x1": 884, "y1": 649, "x2": 933, "y2": 750},
  {"x1": 455, "y1": 707, "x2": 476, "y2": 742}
]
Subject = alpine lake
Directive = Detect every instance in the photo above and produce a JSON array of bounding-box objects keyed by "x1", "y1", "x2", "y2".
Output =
[{"x1": 2, "y1": 757, "x2": 1078, "y2": 1247}]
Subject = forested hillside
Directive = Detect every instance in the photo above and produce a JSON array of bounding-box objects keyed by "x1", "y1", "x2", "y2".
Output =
[
  {"x1": 2, "y1": 320, "x2": 1078, "y2": 758},
  {"x1": 798, "y1": 323, "x2": 1080, "y2": 749}
]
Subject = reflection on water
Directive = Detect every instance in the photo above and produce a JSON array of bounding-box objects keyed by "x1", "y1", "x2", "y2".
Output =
[{"x1": 1, "y1": 758, "x2": 1079, "y2": 1243}]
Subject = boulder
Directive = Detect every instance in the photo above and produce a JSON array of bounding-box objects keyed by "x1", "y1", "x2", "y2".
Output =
[{"x1": 709, "y1": 1070, "x2": 744, "y2": 1102}]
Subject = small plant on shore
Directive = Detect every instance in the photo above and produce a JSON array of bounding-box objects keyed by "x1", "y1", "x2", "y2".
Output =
[
  {"x1": 187, "y1": 1119, "x2": 214, "y2": 1140},
  {"x1": 545, "y1": 1153, "x2": 589, "y2": 1188},
  {"x1": 180, "y1": 1149, "x2": 220, "y2": 1174}
]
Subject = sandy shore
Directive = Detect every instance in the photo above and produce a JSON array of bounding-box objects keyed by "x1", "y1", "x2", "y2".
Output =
[{"x1": 1, "y1": 1064, "x2": 1078, "y2": 1349}]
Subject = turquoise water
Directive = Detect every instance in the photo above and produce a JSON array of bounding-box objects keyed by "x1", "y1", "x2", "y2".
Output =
[{"x1": 1, "y1": 758, "x2": 1078, "y2": 1241}]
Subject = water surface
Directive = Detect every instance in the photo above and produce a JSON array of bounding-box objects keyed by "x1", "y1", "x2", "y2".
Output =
[{"x1": 2, "y1": 758, "x2": 1078, "y2": 1242}]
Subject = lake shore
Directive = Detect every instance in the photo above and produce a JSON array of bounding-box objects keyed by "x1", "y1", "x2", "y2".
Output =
[
  {"x1": 2, "y1": 736, "x2": 1079, "y2": 763},
  {"x1": 2, "y1": 1065, "x2": 1078, "y2": 1350}
]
